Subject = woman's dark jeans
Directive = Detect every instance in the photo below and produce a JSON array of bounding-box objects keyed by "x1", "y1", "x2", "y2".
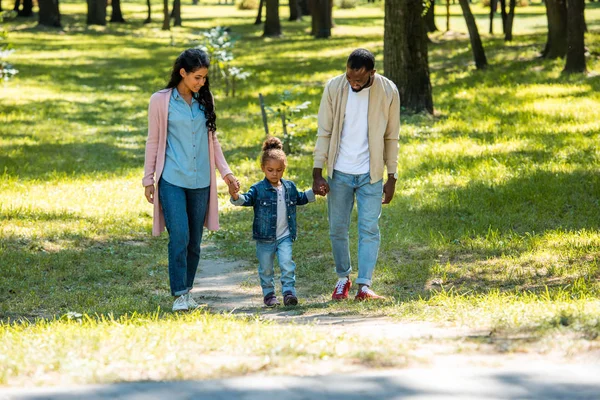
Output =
[{"x1": 159, "y1": 178, "x2": 209, "y2": 296}]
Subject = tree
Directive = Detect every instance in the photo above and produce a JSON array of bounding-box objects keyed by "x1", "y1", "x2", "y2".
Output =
[
  {"x1": 289, "y1": 0, "x2": 302, "y2": 21},
  {"x1": 110, "y1": 0, "x2": 125, "y2": 22},
  {"x1": 254, "y1": 0, "x2": 264, "y2": 24},
  {"x1": 144, "y1": 0, "x2": 151, "y2": 23},
  {"x1": 541, "y1": 0, "x2": 567, "y2": 59},
  {"x1": 38, "y1": 0, "x2": 61, "y2": 27},
  {"x1": 13, "y1": 0, "x2": 33, "y2": 17},
  {"x1": 504, "y1": 0, "x2": 516, "y2": 41},
  {"x1": 311, "y1": 0, "x2": 331, "y2": 38},
  {"x1": 563, "y1": 0, "x2": 586, "y2": 73},
  {"x1": 458, "y1": 0, "x2": 487, "y2": 69},
  {"x1": 87, "y1": 0, "x2": 106, "y2": 25},
  {"x1": 263, "y1": 0, "x2": 281, "y2": 37},
  {"x1": 489, "y1": 0, "x2": 497, "y2": 34},
  {"x1": 172, "y1": 0, "x2": 181, "y2": 26},
  {"x1": 384, "y1": 0, "x2": 433, "y2": 114},
  {"x1": 162, "y1": 0, "x2": 169, "y2": 30},
  {"x1": 425, "y1": 0, "x2": 437, "y2": 33},
  {"x1": 446, "y1": 0, "x2": 450, "y2": 31}
]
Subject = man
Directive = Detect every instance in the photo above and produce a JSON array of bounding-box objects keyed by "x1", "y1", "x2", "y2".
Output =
[{"x1": 312, "y1": 48, "x2": 400, "y2": 301}]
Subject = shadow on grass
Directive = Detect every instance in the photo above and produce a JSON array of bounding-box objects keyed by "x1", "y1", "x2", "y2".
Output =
[{"x1": 0, "y1": 233, "x2": 169, "y2": 322}]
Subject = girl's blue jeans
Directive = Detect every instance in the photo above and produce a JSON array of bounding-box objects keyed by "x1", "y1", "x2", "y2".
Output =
[
  {"x1": 159, "y1": 178, "x2": 209, "y2": 296},
  {"x1": 255, "y1": 236, "x2": 296, "y2": 297}
]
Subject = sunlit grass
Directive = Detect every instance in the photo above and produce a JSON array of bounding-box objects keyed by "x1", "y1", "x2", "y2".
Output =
[{"x1": 1, "y1": 0, "x2": 600, "y2": 386}]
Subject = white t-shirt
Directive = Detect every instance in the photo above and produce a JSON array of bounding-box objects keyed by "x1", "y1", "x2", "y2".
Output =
[
  {"x1": 334, "y1": 85, "x2": 370, "y2": 175},
  {"x1": 275, "y1": 184, "x2": 290, "y2": 240}
]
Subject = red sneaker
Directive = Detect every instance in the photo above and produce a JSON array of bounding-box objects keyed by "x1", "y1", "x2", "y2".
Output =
[
  {"x1": 332, "y1": 277, "x2": 352, "y2": 300},
  {"x1": 355, "y1": 286, "x2": 386, "y2": 301}
]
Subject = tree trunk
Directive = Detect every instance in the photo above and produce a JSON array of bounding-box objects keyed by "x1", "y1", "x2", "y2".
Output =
[
  {"x1": 425, "y1": 0, "x2": 438, "y2": 32},
  {"x1": 309, "y1": 0, "x2": 316, "y2": 35},
  {"x1": 446, "y1": 0, "x2": 450, "y2": 31},
  {"x1": 299, "y1": 0, "x2": 310, "y2": 16},
  {"x1": 563, "y1": 0, "x2": 586, "y2": 73},
  {"x1": 14, "y1": 0, "x2": 33, "y2": 16},
  {"x1": 38, "y1": 0, "x2": 61, "y2": 27},
  {"x1": 144, "y1": 0, "x2": 151, "y2": 23},
  {"x1": 263, "y1": 0, "x2": 281, "y2": 37},
  {"x1": 110, "y1": 0, "x2": 125, "y2": 22},
  {"x1": 384, "y1": 0, "x2": 433, "y2": 114},
  {"x1": 458, "y1": 0, "x2": 487, "y2": 69},
  {"x1": 489, "y1": 0, "x2": 496, "y2": 34},
  {"x1": 312, "y1": 0, "x2": 331, "y2": 38},
  {"x1": 172, "y1": 0, "x2": 181, "y2": 26},
  {"x1": 499, "y1": 0, "x2": 507, "y2": 34},
  {"x1": 541, "y1": 0, "x2": 567, "y2": 59},
  {"x1": 254, "y1": 0, "x2": 264, "y2": 24},
  {"x1": 87, "y1": 0, "x2": 107, "y2": 25},
  {"x1": 289, "y1": 0, "x2": 301, "y2": 21},
  {"x1": 162, "y1": 0, "x2": 170, "y2": 30},
  {"x1": 504, "y1": 0, "x2": 516, "y2": 41}
]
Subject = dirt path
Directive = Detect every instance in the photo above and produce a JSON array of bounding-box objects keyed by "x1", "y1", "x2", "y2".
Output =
[
  {"x1": 190, "y1": 245, "x2": 599, "y2": 371},
  {"x1": 192, "y1": 245, "x2": 487, "y2": 340}
]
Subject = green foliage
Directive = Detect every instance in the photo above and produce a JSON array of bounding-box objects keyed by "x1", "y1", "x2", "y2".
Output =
[
  {"x1": 265, "y1": 89, "x2": 311, "y2": 154},
  {"x1": 0, "y1": 11, "x2": 18, "y2": 81},
  {"x1": 336, "y1": 0, "x2": 358, "y2": 9},
  {"x1": 237, "y1": 0, "x2": 259, "y2": 10},
  {"x1": 196, "y1": 26, "x2": 250, "y2": 97},
  {"x1": 0, "y1": 2, "x2": 599, "y2": 384}
]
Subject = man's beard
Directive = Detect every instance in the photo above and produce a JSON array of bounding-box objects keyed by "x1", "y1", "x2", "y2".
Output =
[{"x1": 351, "y1": 75, "x2": 372, "y2": 93}]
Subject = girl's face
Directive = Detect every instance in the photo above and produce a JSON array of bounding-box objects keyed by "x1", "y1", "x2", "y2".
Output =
[
  {"x1": 180, "y1": 67, "x2": 208, "y2": 93},
  {"x1": 262, "y1": 159, "x2": 286, "y2": 186}
]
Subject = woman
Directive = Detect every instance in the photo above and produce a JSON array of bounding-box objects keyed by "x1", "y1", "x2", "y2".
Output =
[{"x1": 143, "y1": 48, "x2": 239, "y2": 311}]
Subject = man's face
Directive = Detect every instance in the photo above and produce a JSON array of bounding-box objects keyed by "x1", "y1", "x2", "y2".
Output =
[{"x1": 346, "y1": 66, "x2": 375, "y2": 92}]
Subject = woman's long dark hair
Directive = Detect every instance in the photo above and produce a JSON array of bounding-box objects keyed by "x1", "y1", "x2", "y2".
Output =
[{"x1": 165, "y1": 48, "x2": 217, "y2": 132}]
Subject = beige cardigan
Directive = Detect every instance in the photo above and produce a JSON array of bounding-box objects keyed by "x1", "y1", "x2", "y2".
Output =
[
  {"x1": 313, "y1": 73, "x2": 400, "y2": 183},
  {"x1": 142, "y1": 88, "x2": 233, "y2": 236}
]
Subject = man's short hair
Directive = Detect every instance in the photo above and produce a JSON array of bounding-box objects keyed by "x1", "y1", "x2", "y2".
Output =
[{"x1": 347, "y1": 49, "x2": 375, "y2": 71}]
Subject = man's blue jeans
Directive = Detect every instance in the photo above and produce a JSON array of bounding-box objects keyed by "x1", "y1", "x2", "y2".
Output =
[
  {"x1": 328, "y1": 170, "x2": 383, "y2": 287},
  {"x1": 159, "y1": 178, "x2": 209, "y2": 296},
  {"x1": 255, "y1": 236, "x2": 296, "y2": 296}
]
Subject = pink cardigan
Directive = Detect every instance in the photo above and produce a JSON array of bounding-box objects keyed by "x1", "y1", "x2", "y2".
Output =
[{"x1": 142, "y1": 88, "x2": 233, "y2": 236}]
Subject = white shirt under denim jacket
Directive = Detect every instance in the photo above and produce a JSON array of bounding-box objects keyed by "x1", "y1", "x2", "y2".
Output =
[{"x1": 230, "y1": 177, "x2": 315, "y2": 242}]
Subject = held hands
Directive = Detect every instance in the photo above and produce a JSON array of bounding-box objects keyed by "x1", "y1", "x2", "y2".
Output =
[
  {"x1": 312, "y1": 169, "x2": 330, "y2": 196},
  {"x1": 224, "y1": 173, "x2": 240, "y2": 200}
]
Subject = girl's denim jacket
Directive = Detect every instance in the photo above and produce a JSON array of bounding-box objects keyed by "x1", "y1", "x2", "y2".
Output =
[{"x1": 231, "y1": 177, "x2": 315, "y2": 242}]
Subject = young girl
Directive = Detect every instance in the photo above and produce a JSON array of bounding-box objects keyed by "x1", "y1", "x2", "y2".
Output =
[
  {"x1": 229, "y1": 137, "x2": 316, "y2": 307},
  {"x1": 143, "y1": 48, "x2": 239, "y2": 312}
]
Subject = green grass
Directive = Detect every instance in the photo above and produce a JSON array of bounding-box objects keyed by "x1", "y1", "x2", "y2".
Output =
[{"x1": 1, "y1": 0, "x2": 600, "y2": 386}]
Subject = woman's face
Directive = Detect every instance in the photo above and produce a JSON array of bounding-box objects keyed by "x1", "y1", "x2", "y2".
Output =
[{"x1": 180, "y1": 67, "x2": 209, "y2": 93}]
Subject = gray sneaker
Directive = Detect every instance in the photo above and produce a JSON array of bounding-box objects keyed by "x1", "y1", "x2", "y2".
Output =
[
  {"x1": 186, "y1": 293, "x2": 200, "y2": 310},
  {"x1": 172, "y1": 295, "x2": 189, "y2": 312}
]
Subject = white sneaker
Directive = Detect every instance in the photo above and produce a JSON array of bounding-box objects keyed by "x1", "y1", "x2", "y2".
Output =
[
  {"x1": 172, "y1": 295, "x2": 189, "y2": 312},
  {"x1": 186, "y1": 293, "x2": 200, "y2": 309}
]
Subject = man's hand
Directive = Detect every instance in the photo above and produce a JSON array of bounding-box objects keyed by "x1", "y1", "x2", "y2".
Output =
[
  {"x1": 382, "y1": 175, "x2": 396, "y2": 204},
  {"x1": 144, "y1": 185, "x2": 155, "y2": 204},
  {"x1": 312, "y1": 168, "x2": 330, "y2": 196}
]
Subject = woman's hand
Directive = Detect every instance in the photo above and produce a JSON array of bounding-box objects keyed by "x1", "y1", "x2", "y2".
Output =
[
  {"x1": 223, "y1": 173, "x2": 240, "y2": 193},
  {"x1": 144, "y1": 185, "x2": 155, "y2": 204}
]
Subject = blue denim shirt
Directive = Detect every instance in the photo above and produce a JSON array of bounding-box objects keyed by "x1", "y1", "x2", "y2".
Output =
[
  {"x1": 231, "y1": 178, "x2": 315, "y2": 242},
  {"x1": 162, "y1": 88, "x2": 210, "y2": 189}
]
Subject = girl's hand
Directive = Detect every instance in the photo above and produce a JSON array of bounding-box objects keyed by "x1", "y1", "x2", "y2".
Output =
[
  {"x1": 228, "y1": 183, "x2": 240, "y2": 200},
  {"x1": 224, "y1": 173, "x2": 240, "y2": 193},
  {"x1": 145, "y1": 185, "x2": 155, "y2": 204}
]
